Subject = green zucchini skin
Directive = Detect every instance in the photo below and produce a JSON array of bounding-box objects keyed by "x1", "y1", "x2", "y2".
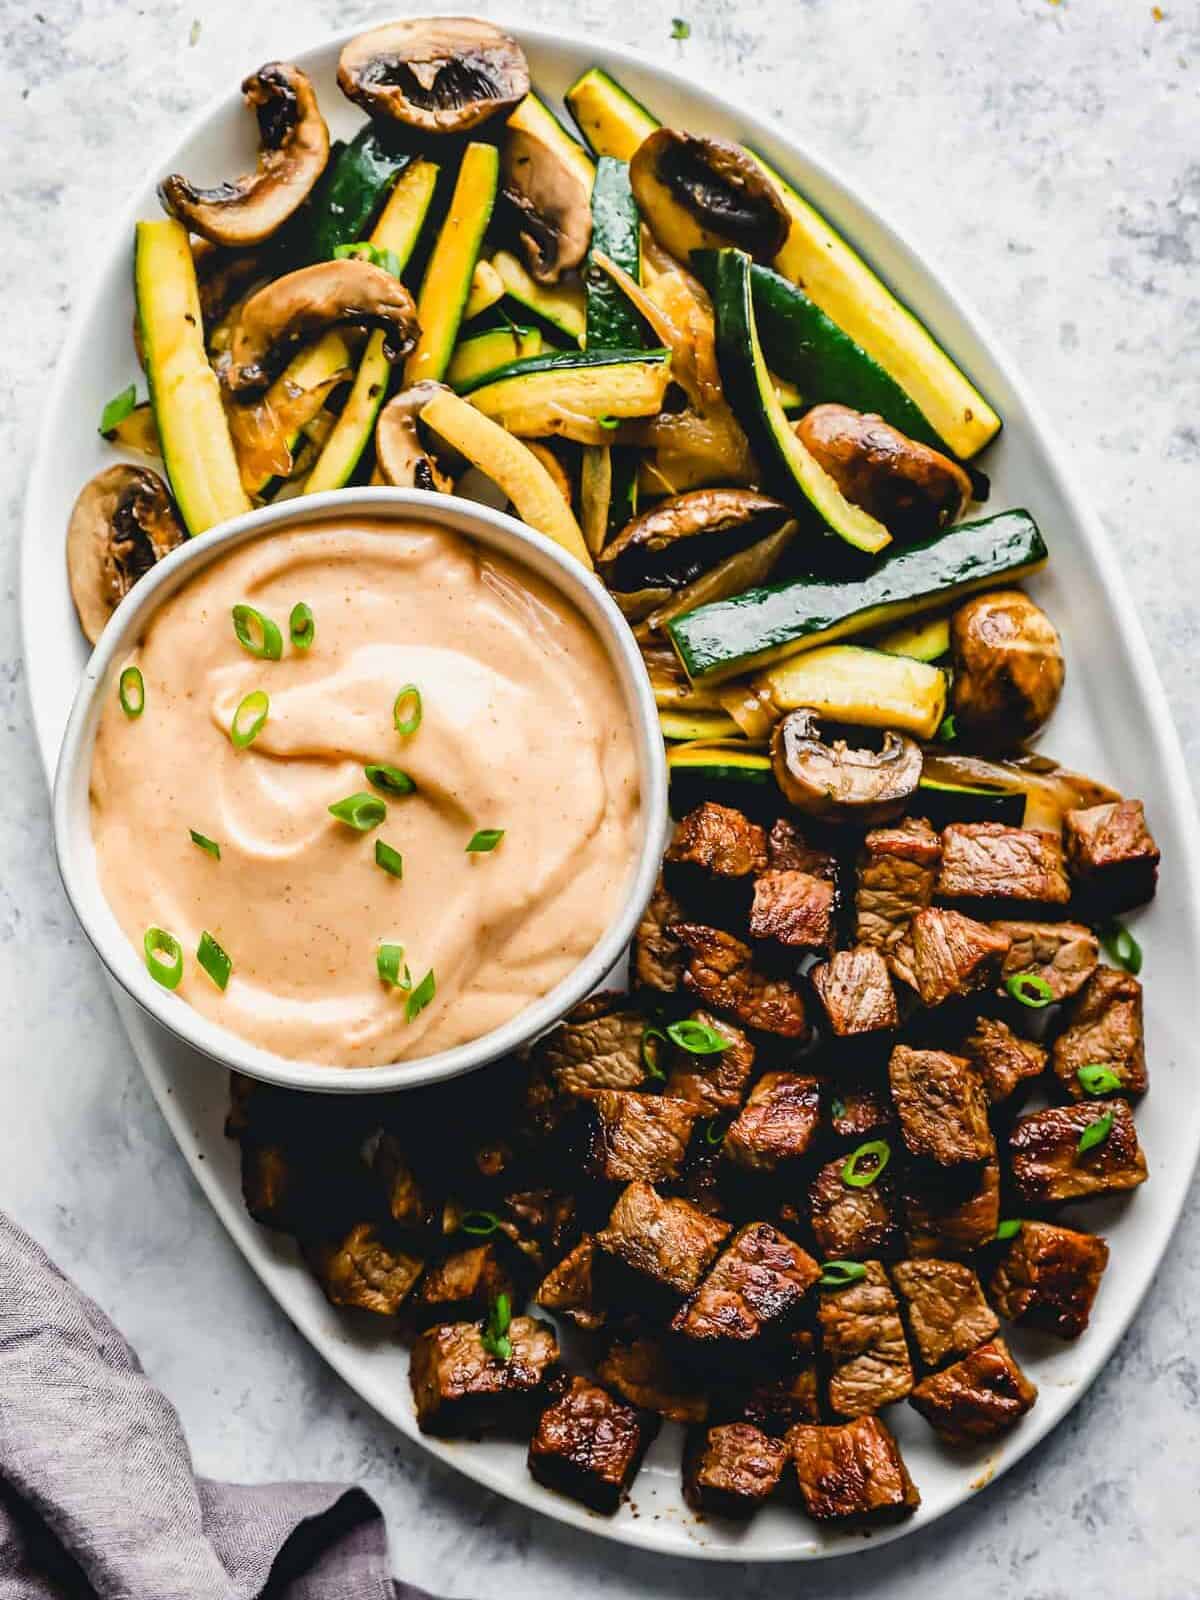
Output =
[
  {"x1": 303, "y1": 127, "x2": 414, "y2": 262},
  {"x1": 586, "y1": 157, "x2": 645, "y2": 350},
  {"x1": 456, "y1": 346, "x2": 668, "y2": 394},
  {"x1": 911, "y1": 778, "x2": 1026, "y2": 827},
  {"x1": 668, "y1": 509, "x2": 1048, "y2": 681}
]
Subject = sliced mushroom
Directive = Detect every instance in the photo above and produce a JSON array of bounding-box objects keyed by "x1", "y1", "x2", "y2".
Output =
[
  {"x1": 192, "y1": 241, "x2": 274, "y2": 342},
  {"x1": 599, "y1": 488, "x2": 790, "y2": 594},
  {"x1": 224, "y1": 260, "x2": 419, "y2": 393},
  {"x1": 771, "y1": 709, "x2": 922, "y2": 824},
  {"x1": 337, "y1": 18, "x2": 529, "y2": 134},
  {"x1": 67, "y1": 466, "x2": 185, "y2": 644},
  {"x1": 630, "y1": 128, "x2": 789, "y2": 265},
  {"x1": 795, "y1": 405, "x2": 972, "y2": 540},
  {"x1": 375, "y1": 382, "x2": 456, "y2": 491},
  {"x1": 502, "y1": 124, "x2": 592, "y2": 284},
  {"x1": 920, "y1": 750, "x2": 1117, "y2": 835},
  {"x1": 160, "y1": 64, "x2": 329, "y2": 247}
]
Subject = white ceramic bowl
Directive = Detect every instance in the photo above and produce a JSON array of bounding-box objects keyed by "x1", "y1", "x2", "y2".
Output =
[{"x1": 51, "y1": 487, "x2": 668, "y2": 1093}]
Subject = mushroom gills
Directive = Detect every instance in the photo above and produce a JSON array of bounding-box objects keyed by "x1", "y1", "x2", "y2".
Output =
[
  {"x1": 771, "y1": 709, "x2": 923, "y2": 824},
  {"x1": 337, "y1": 19, "x2": 529, "y2": 134},
  {"x1": 502, "y1": 93, "x2": 595, "y2": 285},
  {"x1": 67, "y1": 466, "x2": 184, "y2": 644},
  {"x1": 600, "y1": 488, "x2": 790, "y2": 594},
  {"x1": 630, "y1": 128, "x2": 789, "y2": 265}
]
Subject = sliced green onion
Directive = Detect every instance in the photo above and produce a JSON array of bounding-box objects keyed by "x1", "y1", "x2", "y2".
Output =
[
  {"x1": 230, "y1": 690, "x2": 269, "y2": 749},
  {"x1": 481, "y1": 1291, "x2": 513, "y2": 1361},
  {"x1": 406, "y1": 968, "x2": 436, "y2": 1022},
  {"x1": 289, "y1": 602, "x2": 315, "y2": 651},
  {"x1": 1005, "y1": 972, "x2": 1054, "y2": 1008},
  {"x1": 329, "y1": 792, "x2": 386, "y2": 831},
  {"x1": 333, "y1": 241, "x2": 403, "y2": 277},
  {"x1": 1077, "y1": 1063, "x2": 1123, "y2": 1096},
  {"x1": 994, "y1": 1219, "x2": 1023, "y2": 1241},
  {"x1": 818, "y1": 1260, "x2": 867, "y2": 1289},
  {"x1": 641, "y1": 1026, "x2": 667, "y2": 1081},
  {"x1": 393, "y1": 684, "x2": 423, "y2": 736},
  {"x1": 460, "y1": 1209, "x2": 503, "y2": 1237},
  {"x1": 466, "y1": 828, "x2": 505, "y2": 854},
  {"x1": 937, "y1": 713, "x2": 958, "y2": 743},
  {"x1": 376, "y1": 943, "x2": 411, "y2": 987},
  {"x1": 375, "y1": 839, "x2": 404, "y2": 878},
  {"x1": 705, "y1": 1118, "x2": 728, "y2": 1146},
  {"x1": 597, "y1": 414, "x2": 621, "y2": 430},
  {"x1": 670, "y1": 17, "x2": 691, "y2": 39},
  {"x1": 99, "y1": 383, "x2": 137, "y2": 435},
  {"x1": 1077, "y1": 1109, "x2": 1114, "y2": 1156},
  {"x1": 118, "y1": 665, "x2": 145, "y2": 718},
  {"x1": 665, "y1": 1018, "x2": 728, "y2": 1055},
  {"x1": 365, "y1": 763, "x2": 416, "y2": 796},
  {"x1": 231, "y1": 604, "x2": 283, "y2": 661},
  {"x1": 1101, "y1": 919, "x2": 1143, "y2": 975},
  {"x1": 189, "y1": 829, "x2": 220, "y2": 860},
  {"x1": 829, "y1": 1095, "x2": 846, "y2": 1121},
  {"x1": 842, "y1": 1138, "x2": 891, "y2": 1189},
  {"x1": 143, "y1": 926, "x2": 183, "y2": 990},
  {"x1": 197, "y1": 930, "x2": 232, "y2": 991}
]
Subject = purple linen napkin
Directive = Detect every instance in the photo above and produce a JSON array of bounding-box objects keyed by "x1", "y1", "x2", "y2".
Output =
[{"x1": 0, "y1": 1208, "x2": 430, "y2": 1599}]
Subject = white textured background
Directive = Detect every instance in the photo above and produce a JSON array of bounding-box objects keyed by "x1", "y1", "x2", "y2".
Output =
[{"x1": 2, "y1": 1, "x2": 1198, "y2": 1594}]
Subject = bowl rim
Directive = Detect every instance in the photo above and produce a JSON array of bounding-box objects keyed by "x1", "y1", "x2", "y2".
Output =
[{"x1": 51, "y1": 486, "x2": 669, "y2": 1093}]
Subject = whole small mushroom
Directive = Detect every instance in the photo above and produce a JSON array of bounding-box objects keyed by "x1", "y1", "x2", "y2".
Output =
[
  {"x1": 771, "y1": 709, "x2": 923, "y2": 824},
  {"x1": 337, "y1": 18, "x2": 529, "y2": 134},
  {"x1": 67, "y1": 465, "x2": 185, "y2": 644},
  {"x1": 949, "y1": 590, "x2": 1065, "y2": 747}
]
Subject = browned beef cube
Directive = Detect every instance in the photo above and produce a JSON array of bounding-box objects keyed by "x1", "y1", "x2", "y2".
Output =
[
  {"x1": 596, "y1": 1336, "x2": 708, "y2": 1423},
  {"x1": 936, "y1": 822, "x2": 1071, "y2": 907},
  {"x1": 241, "y1": 1142, "x2": 296, "y2": 1230},
  {"x1": 675, "y1": 923, "x2": 810, "y2": 1038},
  {"x1": 683, "y1": 1424, "x2": 788, "y2": 1517},
  {"x1": 665, "y1": 1011, "x2": 755, "y2": 1115},
  {"x1": 737, "y1": 1365, "x2": 820, "y2": 1435},
  {"x1": 962, "y1": 1017, "x2": 1047, "y2": 1105},
  {"x1": 767, "y1": 817, "x2": 837, "y2": 880},
  {"x1": 410, "y1": 1316, "x2": 559, "y2": 1436},
  {"x1": 1051, "y1": 967, "x2": 1147, "y2": 1099},
  {"x1": 535, "y1": 1000, "x2": 649, "y2": 1095},
  {"x1": 723, "y1": 1072, "x2": 821, "y2": 1172},
  {"x1": 580, "y1": 1090, "x2": 699, "y2": 1184},
  {"x1": 501, "y1": 1189, "x2": 578, "y2": 1268},
  {"x1": 855, "y1": 817, "x2": 941, "y2": 952},
  {"x1": 809, "y1": 1154, "x2": 903, "y2": 1260},
  {"x1": 989, "y1": 1219, "x2": 1110, "y2": 1339},
  {"x1": 596, "y1": 1181, "x2": 731, "y2": 1298},
  {"x1": 1009, "y1": 1102, "x2": 1147, "y2": 1204},
  {"x1": 633, "y1": 873, "x2": 687, "y2": 994},
  {"x1": 535, "y1": 1237, "x2": 606, "y2": 1332},
  {"x1": 750, "y1": 870, "x2": 835, "y2": 952},
  {"x1": 370, "y1": 1132, "x2": 426, "y2": 1226},
  {"x1": 818, "y1": 1261, "x2": 914, "y2": 1417},
  {"x1": 788, "y1": 1416, "x2": 920, "y2": 1521},
  {"x1": 909, "y1": 1338, "x2": 1037, "y2": 1444},
  {"x1": 890, "y1": 1259, "x2": 999, "y2": 1368},
  {"x1": 672, "y1": 1223, "x2": 820, "y2": 1351},
  {"x1": 889, "y1": 1046, "x2": 992, "y2": 1166},
  {"x1": 666, "y1": 801, "x2": 767, "y2": 881},
  {"x1": 1064, "y1": 799, "x2": 1160, "y2": 913},
  {"x1": 305, "y1": 1223, "x2": 424, "y2": 1316},
  {"x1": 996, "y1": 919, "x2": 1099, "y2": 1002},
  {"x1": 811, "y1": 946, "x2": 899, "y2": 1038},
  {"x1": 414, "y1": 1244, "x2": 514, "y2": 1327},
  {"x1": 828, "y1": 1081, "x2": 894, "y2": 1142},
  {"x1": 528, "y1": 1376, "x2": 656, "y2": 1513},
  {"x1": 904, "y1": 1158, "x2": 1000, "y2": 1258},
  {"x1": 891, "y1": 908, "x2": 1012, "y2": 1006}
]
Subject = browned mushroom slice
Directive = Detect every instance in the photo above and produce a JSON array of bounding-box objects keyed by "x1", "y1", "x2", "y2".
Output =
[
  {"x1": 160, "y1": 64, "x2": 329, "y2": 247},
  {"x1": 949, "y1": 590, "x2": 1065, "y2": 746},
  {"x1": 600, "y1": 489, "x2": 791, "y2": 595},
  {"x1": 771, "y1": 710, "x2": 922, "y2": 824},
  {"x1": 375, "y1": 382, "x2": 456, "y2": 491},
  {"x1": 67, "y1": 466, "x2": 184, "y2": 644},
  {"x1": 795, "y1": 405, "x2": 972, "y2": 541},
  {"x1": 225, "y1": 260, "x2": 419, "y2": 393},
  {"x1": 501, "y1": 116, "x2": 592, "y2": 285},
  {"x1": 337, "y1": 18, "x2": 529, "y2": 134},
  {"x1": 630, "y1": 128, "x2": 789, "y2": 265}
]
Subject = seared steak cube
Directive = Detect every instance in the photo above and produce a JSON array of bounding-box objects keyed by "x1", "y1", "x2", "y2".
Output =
[
  {"x1": 665, "y1": 1011, "x2": 755, "y2": 1115},
  {"x1": 581, "y1": 1090, "x2": 699, "y2": 1184},
  {"x1": 596, "y1": 1336, "x2": 708, "y2": 1423},
  {"x1": 904, "y1": 1158, "x2": 1000, "y2": 1258},
  {"x1": 672, "y1": 1223, "x2": 820, "y2": 1351},
  {"x1": 683, "y1": 1423, "x2": 788, "y2": 1517},
  {"x1": 767, "y1": 816, "x2": 838, "y2": 880},
  {"x1": 675, "y1": 923, "x2": 810, "y2": 1038},
  {"x1": 1051, "y1": 967, "x2": 1146, "y2": 1099},
  {"x1": 811, "y1": 946, "x2": 899, "y2": 1038},
  {"x1": 889, "y1": 1046, "x2": 992, "y2": 1166},
  {"x1": 891, "y1": 908, "x2": 1011, "y2": 1006},
  {"x1": 750, "y1": 869, "x2": 835, "y2": 952},
  {"x1": 736, "y1": 1365, "x2": 821, "y2": 1435},
  {"x1": 410, "y1": 1316, "x2": 559, "y2": 1436},
  {"x1": 855, "y1": 817, "x2": 941, "y2": 952},
  {"x1": 1008, "y1": 1102, "x2": 1147, "y2": 1204},
  {"x1": 1064, "y1": 799, "x2": 1160, "y2": 912},
  {"x1": 962, "y1": 1017, "x2": 1047, "y2": 1105},
  {"x1": 809, "y1": 1153, "x2": 903, "y2": 1261},
  {"x1": 818, "y1": 1260, "x2": 914, "y2": 1417},
  {"x1": 414, "y1": 1243, "x2": 514, "y2": 1327},
  {"x1": 306, "y1": 1223, "x2": 423, "y2": 1316},
  {"x1": 536, "y1": 1001, "x2": 649, "y2": 1095},
  {"x1": 666, "y1": 801, "x2": 767, "y2": 882},
  {"x1": 723, "y1": 1072, "x2": 821, "y2": 1172},
  {"x1": 788, "y1": 1416, "x2": 920, "y2": 1521},
  {"x1": 633, "y1": 873, "x2": 688, "y2": 994},
  {"x1": 989, "y1": 1219, "x2": 1110, "y2": 1339},
  {"x1": 909, "y1": 1338, "x2": 1037, "y2": 1444},
  {"x1": 996, "y1": 919, "x2": 1099, "y2": 1002},
  {"x1": 371, "y1": 1132, "x2": 426, "y2": 1226},
  {"x1": 828, "y1": 1080, "x2": 894, "y2": 1142},
  {"x1": 890, "y1": 1259, "x2": 999, "y2": 1369},
  {"x1": 936, "y1": 822, "x2": 1071, "y2": 907},
  {"x1": 536, "y1": 1236, "x2": 605, "y2": 1331},
  {"x1": 241, "y1": 1142, "x2": 297, "y2": 1231},
  {"x1": 596, "y1": 1181, "x2": 731, "y2": 1298},
  {"x1": 528, "y1": 1375, "x2": 656, "y2": 1513}
]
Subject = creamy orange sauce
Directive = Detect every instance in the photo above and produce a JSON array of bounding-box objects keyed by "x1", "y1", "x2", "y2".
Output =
[{"x1": 89, "y1": 517, "x2": 640, "y2": 1066}]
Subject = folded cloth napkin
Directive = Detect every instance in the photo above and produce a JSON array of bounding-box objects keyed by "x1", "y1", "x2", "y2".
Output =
[{"x1": 0, "y1": 1209, "x2": 429, "y2": 1600}]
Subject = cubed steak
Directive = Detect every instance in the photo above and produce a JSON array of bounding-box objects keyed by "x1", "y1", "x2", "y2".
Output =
[
  {"x1": 528, "y1": 1376, "x2": 657, "y2": 1513},
  {"x1": 683, "y1": 1423, "x2": 788, "y2": 1518},
  {"x1": 788, "y1": 1416, "x2": 920, "y2": 1522},
  {"x1": 665, "y1": 801, "x2": 767, "y2": 884},
  {"x1": 749, "y1": 869, "x2": 835, "y2": 952},
  {"x1": 633, "y1": 873, "x2": 688, "y2": 994},
  {"x1": 890, "y1": 1258, "x2": 999, "y2": 1369},
  {"x1": 535, "y1": 1000, "x2": 649, "y2": 1095},
  {"x1": 410, "y1": 1316, "x2": 559, "y2": 1436},
  {"x1": 809, "y1": 1151, "x2": 903, "y2": 1261},
  {"x1": 305, "y1": 1223, "x2": 423, "y2": 1316},
  {"x1": 596, "y1": 1336, "x2": 708, "y2": 1423},
  {"x1": 810, "y1": 945, "x2": 899, "y2": 1039},
  {"x1": 371, "y1": 1133, "x2": 426, "y2": 1226},
  {"x1": 828, "y1": 1080, "x2": 894, "y2": 1142},
  {"x1": 890, "y1": 908, "x2": 1011, "y2": 1007},
  {"x1": 855, "y1": 817, "x2": 941, "y2": 952},
  {"x1": 1064, "y1": 799, "x2": 1160, "y2": 913},
  {"x1": 672, "y1": 1223, "x2": 820, "y2": 1352},
  {"x1": 596, "y1": 1181, "x2": 731, "y2": 1299},
  {"x1": 766, "y1": 817, "x2": 838, "y2": 880},
  {"x1": 535, "y1": 1237, "x2": 606, "y2": 1332},
  {"x1": 414, "y1": 1243, "x2": 515, "y2": 1327},
  {"x1": 904, "y1": 1158, "x2": 1001, "y2": 1258},
  {"x1": 818, "y1": 1261, "x2": 914, "y2": 1417},
  {"x1": 241, "y1": 1142, "x2": 298, "y2": 1231},
  {"x1": 889, "y1": 1046, "x2": 993, "y2": 1166},
  {"x1": 728, "y1": 1336, "x2": 821, "y2": 1434},
  {"x1": 909, "y1": 1338, "x2": 1037, "y2": 1445},
  {"x1": 665, "y1": 1011, "x2": 755, "y2": 1115},
  {"x1": 1051, "y1": 966, "x2": 1147, "y2": 1099},
  {"x1": 936, "y1": 822, "x2": 1071, "y2": 907},
  {"x1": 1009, "y1": 1102, "x2": 1147, "y2": 1204},
  {"x1": 989, "y1": 1219, "x2": 1110, "y2": 1339},
  {"x1": 722, "y1": 1072, "x2": 822, "y2": 1172},
  {"x1": 961, "y1": 1017, "x2": 1047, "y2": 1105},
  {"x1": 674, "y1": 923, "x2": 810, "y2": 1038},
  {"x1": 580, "y1": 1090, "x2": 700, "y2": 1184},
  {"x1": 996, "y1": 919, "x2": 1099, "y2": 1002}
]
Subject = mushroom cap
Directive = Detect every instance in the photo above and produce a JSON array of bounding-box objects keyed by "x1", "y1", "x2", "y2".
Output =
[
  {"x1": 771, "y1": 710, "x2": 923, "y2": 823},
  {"x1": 501, "y1": 124, "x2": 592, "y2": 285},
  {"x1": 337, "y1": 18, "x2": 529, "y2": 134},
  {"x1": 950, "y1": 589, "x2": 1065, "y2": 747},
  {"x1": 159, "y1": 63, "x2": 329, "y2": 247},
  {"x1": 600, "y1": 488, "x2": 790, "y2": 592},
  {"x1": 375, "y1": 382, "x2": 456, "y2": 491},
  {"x1": 67, "y1": 465, "x2": 184, "y2": 645},
  {"x1": 630, "y1": 128, "x2": 789, "y2": 264}
]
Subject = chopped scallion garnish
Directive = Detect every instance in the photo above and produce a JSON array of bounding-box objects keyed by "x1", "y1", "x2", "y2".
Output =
[
  {"x1": 365, "y1": 763, "x2": 416, "y2": 796},
  {"x1": 197, "y1": 930, "x2": 232, "y2": 991},
  {"x1": 1005, "y1": 972, "x2": 1054, "y2": 1008},
  {"x1": 1077, "y1": 1063, "x2": 1122, "y2": 1096},
  {"x1": 393, "y1": 684, "x2": 423, "y2": 736},
  {"x1": 375, "y1": 839, "x2": 404, "y2": 878},
  {"x1": 406, "y1": 968, "x2": 436, "y2": 1022},
  {"x1": 99, "y1": 383, "x2": 137, "y2": 436},
  {"x1": 289, "y1": 602, "x2": 315, "y2": 651},
  {"x1": 705, "y1": 1118, "x2": 728, "y2": 1146},
  {"x1": 230, "y1": 690, "x2": 269, "y2": 749},
  {"x1": 842, "y1": 1138, "x2": 891, "y2": 1189},
  {"x1": 118, "y1": 665, "x2": 145, "y2": 719},
  {"x1": 481, "y1": 1292, "x2": 513, "y2": 1361},
  {"x1": 994, "y1": 1219, "x2": 1023, "y2": 1241},
  {"x1": 189, "y1": 829, "x2": 220, "y2": 860},
  {"x1": 665, "y1": 1018, "x2": 728, "y2": 1055},
  {"x1": 641, "y1": 1026, "x2": 667, "y2": 1080},
  {"x1": 376, "y1": 943, "x2": 411, "y2": 988},
  {"x1": 1077, "y1": 1109, "x2": 1114, "y2": 1156},
  {"x1": 818, "y1": 1260, "x2": 867, "y2": 1289},
  {"x1": 466, "y1": 828, "x2": 505, "y2": 853},
  {"x1": 231, "y1": 604, "x2": 283, "y2": 661},
  {"x1": 460, "y1": 1209, "x2": 503, "y2": 1238},
  {"x1": 143, "y1": 926, "x2": 183, "y2": 990},
  {"x1": 1101, "y1": 919, "x2": 1143, "y2": 975},
  {"x1": 329, "y1": 792, "x2": 386, "y2": 831}
]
